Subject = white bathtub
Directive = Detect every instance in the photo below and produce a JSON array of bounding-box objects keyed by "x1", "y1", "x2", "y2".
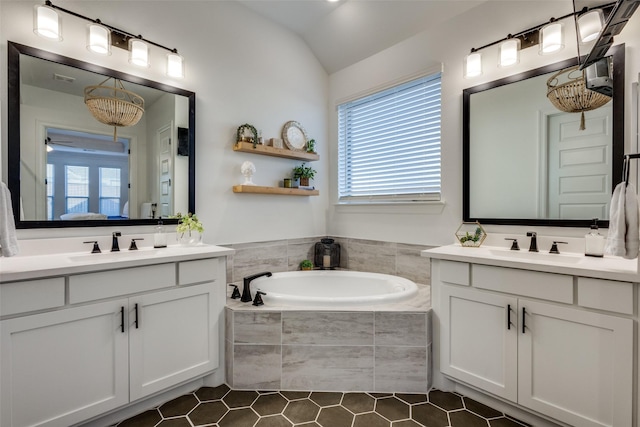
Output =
[{"x1": 251, "y1": 270, "x2": 419, "y2": 306}]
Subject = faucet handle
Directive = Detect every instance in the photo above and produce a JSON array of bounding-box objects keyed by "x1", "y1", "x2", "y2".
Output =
[
  {"x1": 129, "y1": 238, "x2": 144, "y2": 250},
  {"x1": 504, "y1": 238, "x2": 520, "y2": 251},
  {"x1": 549, "y1": 241, "x2": 568, "y2": 254},
  {"x1": 253, "y1": 291, "x2": 266, "y2": 306},
  {"x1": 229, "y1": 284, "x2": 241, "y2": 299},
  {"x1": 83, "y1": 241, "x2": 101, "y2": 254}
]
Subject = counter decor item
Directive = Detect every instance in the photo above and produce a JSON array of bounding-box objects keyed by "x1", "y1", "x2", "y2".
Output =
[
  {"x1": 307, "y1": 139, "x2": 316, "y2": 153},
  {"x1": 241, "y1": 161, "x2": 256, "y2": 185},
  {"x1": 299, "y1": 259, "x2": 314, "y2": 271},
  {"x1": 455, "y1": 221, "x2": 487, "y2": 247},
  {"x1": 174, "y1": 212, "x2": 204, "y2": 246},
  {"x1": 282, "y1": 121, "x2": 308, "y2": 151},
  {"x1": 292, "y1": 163, "x2": 316, "y2": 187},
  {"x1": 236, "y1": 123, "x2": 258, "y2": 147},
  {"x1": 314, "y1": 238, "x2": 341, "y2": 269}
]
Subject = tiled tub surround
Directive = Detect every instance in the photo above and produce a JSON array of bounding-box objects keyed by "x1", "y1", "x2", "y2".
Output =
[
  {"x1": 225, "y1": 306, "x2": 432, "y2": 393},
  {"x1": 223, "y1": 237, "x2": 433, "y2": 286}
]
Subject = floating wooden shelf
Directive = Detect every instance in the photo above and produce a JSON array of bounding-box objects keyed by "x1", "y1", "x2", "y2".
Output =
[
  {"x1": 233, "y1": 142, "x2": 319, "y2": 161},
  {"x1": 233, "y1": 185, "x2": 319, "y2": 196}
]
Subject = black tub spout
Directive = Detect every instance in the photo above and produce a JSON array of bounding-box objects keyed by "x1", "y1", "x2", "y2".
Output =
[{"x1": 241, "y1": 271, "x2": 272, "y2": 302}]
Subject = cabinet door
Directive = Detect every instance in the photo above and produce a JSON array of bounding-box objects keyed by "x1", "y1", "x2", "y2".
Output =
[
  {"x1": 129, "y1": 283, "x2": 217, "y2": 401},
  {"x1": 518, "y1": 299, "x2": 633, "y2": 427},
  {"x1": 0, "y1": 300, "x2": 129, "y2": 427},
  {"x1": 440, "y1": 285, "x2": 518, "y2": 401}
]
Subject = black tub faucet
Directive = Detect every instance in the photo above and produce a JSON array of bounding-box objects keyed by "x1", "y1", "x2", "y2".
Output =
[
  {"x1": 241, "y1": 271, "x2": 272, "y2": 302},
  {"x1": 526, "y1": 231, "x2": 538, "y2": 252},
  {"x1": 111, "y1": 231, "x2": 122, "y2": 252}
]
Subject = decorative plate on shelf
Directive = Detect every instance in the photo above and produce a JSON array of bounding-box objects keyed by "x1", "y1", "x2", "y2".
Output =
[{"x1": 282, "y1": 121, "x2": 308, "y2": 152}]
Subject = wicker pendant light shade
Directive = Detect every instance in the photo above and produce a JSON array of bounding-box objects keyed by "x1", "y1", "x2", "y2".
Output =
[
  {"x1": 546, "y1": 66, "x2": 610, "y2": 130},
  {"x1": 84, "y1": 77, "x2": 144, "y2": 140}
]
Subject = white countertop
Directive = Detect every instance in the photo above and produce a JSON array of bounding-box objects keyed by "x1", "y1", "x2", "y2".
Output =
[
  {"x1": 422, "y1": 244, "x2": 640, "y2": 282},
  {"x1": 0, "y1": 244, "x2": 235, "y2": 283}
]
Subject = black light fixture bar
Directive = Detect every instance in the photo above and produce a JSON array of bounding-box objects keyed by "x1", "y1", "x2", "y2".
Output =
[{"x1": 43, "y1": 0, "x2": 179, "y2": 54}]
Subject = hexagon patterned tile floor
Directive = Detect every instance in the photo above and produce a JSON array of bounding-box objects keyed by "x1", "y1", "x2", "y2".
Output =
[{"x1": 115, "y1": 385, "x2": 531, "y2": 427}]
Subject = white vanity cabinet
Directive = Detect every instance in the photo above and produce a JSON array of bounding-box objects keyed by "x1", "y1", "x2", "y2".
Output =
[
  {"x1": 0, "y1": 253, "x2": 227, "y2": 427},
  {"x1": 434, "y1": 259, "x2": 634, "y2": 427}
]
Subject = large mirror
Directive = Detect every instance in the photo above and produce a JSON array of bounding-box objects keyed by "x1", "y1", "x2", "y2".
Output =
[
  {"x1": 7, "y1": 42, "x2": 195, "y2": 228},
  {"x1": 463, "y1": 44, "x2": 624, "y2": 227}
]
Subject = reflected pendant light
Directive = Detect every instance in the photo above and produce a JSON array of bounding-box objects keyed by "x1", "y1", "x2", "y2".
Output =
[
  {"x1": 129, "y1": 39, "x2": 149, "y2": 67},
  {"x1": 166, "y1": 51, "x2": 184, "y2": 78},
  {"x1": 87, "y1": 23, "x2": 111, "y2": 55},
  {"x1": 33, "y1": 4, "x2": 61, "y2": 40},
  {"x1": 498, "y1": 38, "x2": 520, "y2": 67},
  {"x1": 578, "y1": 9, "x2": 604, "y2": 43},
  {"x1": 464, "y1": 51, "x2": 482, "y2": 78},
  {"x1": 540, "y1": 21, "x2": 564, "y2": 54}
]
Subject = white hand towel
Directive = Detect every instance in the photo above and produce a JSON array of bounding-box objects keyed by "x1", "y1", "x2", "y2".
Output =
[
  {"x1": 605, "y1": 182, "x2": 627, "y2": 256},
  {"x1": 0, "y1": 182, "x2": 19, "y2": 257},
  {"x1": 624, "y1": 183, "x2": 640, "y2": 259}
]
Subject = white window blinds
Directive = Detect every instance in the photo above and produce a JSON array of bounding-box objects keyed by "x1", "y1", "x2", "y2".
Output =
[{"x1": 338, "y1": 73, "x2": 442, "y2": 203}]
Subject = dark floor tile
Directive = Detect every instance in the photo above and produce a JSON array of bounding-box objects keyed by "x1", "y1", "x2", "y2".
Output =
[
  {"x1": 342, "y1": 393, "x2": 375, "y2": 414},
  {"x1": 392, "y1": 420, "x2": 423, "y2": 427},
  {"x1": 159, "y1": 394, "x2": 199, "y2": 417},
  {"x1": 396, "y1": 393, "x2": 428, "y2": 404},
  {"x1": 283, "y1": 399, "x2": 320, "y2": 423},
  {"x1": 490, "y1": 417, "x2": 530, "y2": 427},
  {"x1": 157, "y1": 418, "x2": 192, "y2": 427},
  {"x1": 411, "y1": 402, "x2": 448, "y2": 427},
  {"x1": 376, "y1": 397, "x2": 410, "y2": 421},
  {"x1": 449, "y1": 410, "x2": 489, "y2": 427},
  {"x1": 354, "y1": 412, "x2": 392, "y2": 427},
  {"x1": 256, "y1": 414, "x2": 294, "y2": 427},
  {"x1": 281, "y1": 391, "x2": 311, "y2": 400},
  {"x1": 317, "y1": 405, "x2": 354, "y2": 427},
  {"x1": 189, "y1": 401, "x2": 228, "y2": 426},
  {"x1": 253, "y1": 393, "x2": 288, "y2": 416},
  {"x1": 195, "y1": 384, "x2": 230, "y2": 401},
  {"x1": 505, "y1": 415, "x2": 532, "y2": 427},
  {"x1": 428, "y1": 390, "x2": 463, "y2": 411},
  {"x1": 117, "y1": 409, "x2": 162, "y2": 427},
  {"x1": 464, "y1": 397, "x2": 502, "y2": 419},
  {"x1": 218, "y1": 407, "x2": 259, "y2": 427},
  {"x1": 223, "y1": 390, "x2": 259, "y2": 408},
  {"x1": 310, "y1": 392, "x2": 343, "y2": 407},
  {"x1": 370, "y1": 393, "x2": 393, "y2": 398}
]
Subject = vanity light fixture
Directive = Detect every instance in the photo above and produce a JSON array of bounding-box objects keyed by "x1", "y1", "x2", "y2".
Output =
[
  {"x1": 464, "y1": 50, "x2": 483, "y2": 79},
  {"x1": 498, "y1": 37, "x2": 520, "y2": 67},
  {"x1": 577, "y1": 9, "x2": 604, "y2": 43},
  {"x1": 539, "y1": 21, "x2": 564, "y2": 54},
  {"x1": 32, "y1": 1, "x2": 184, "y2": 78}
]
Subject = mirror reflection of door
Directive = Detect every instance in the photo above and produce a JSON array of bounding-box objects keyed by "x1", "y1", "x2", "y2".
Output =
[
  {"x1": 545, "y1": 105, "x2": 612, "y2": 219},
  {"x1": 157, "y1": 124, "x2": 173, "y2": 218},
  {"x1": 45, "y1": 127, "x2": 130, "y2": 221}
]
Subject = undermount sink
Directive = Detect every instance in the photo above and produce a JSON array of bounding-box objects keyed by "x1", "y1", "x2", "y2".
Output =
[{"x1": 488, "y1": 249, "x2": 584, "y2": 264}]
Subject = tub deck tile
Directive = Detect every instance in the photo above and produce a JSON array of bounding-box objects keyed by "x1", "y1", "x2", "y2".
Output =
[{"x1": 282, "y1": 312, "x2": 374, "y2": 345}]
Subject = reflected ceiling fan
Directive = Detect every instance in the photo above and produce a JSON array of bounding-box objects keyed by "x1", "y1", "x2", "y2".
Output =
[{"x1": 44, "y1": 136, "x2": 80, "y2": 152}]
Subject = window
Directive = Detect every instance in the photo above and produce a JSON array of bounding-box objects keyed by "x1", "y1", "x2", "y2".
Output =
[
  {"x1": 337, "y1": 73, "x2": 441, "y2": 203},
  {"x1": 99, "y1": 167, "x2": 121, "y2": 216},
  {"x1": 65, "y1": 165, "x2": 89, "y2": 213}
]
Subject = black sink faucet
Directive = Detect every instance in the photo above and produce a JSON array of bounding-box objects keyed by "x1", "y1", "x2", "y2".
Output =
[
  {"x1": 241, "y1": 271, "x2": 272, "y2": 302},
  {"x1": 526, "y1": 231, "x2": 538, "y2": 252},
  {"x1": 111, "y1": 231, "x2": 122, "y2": 252}
]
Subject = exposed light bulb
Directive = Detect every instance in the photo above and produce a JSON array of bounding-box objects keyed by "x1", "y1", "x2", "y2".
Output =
[{"x1": 34, "y1": 5, "x2": 61, "y2": 40}]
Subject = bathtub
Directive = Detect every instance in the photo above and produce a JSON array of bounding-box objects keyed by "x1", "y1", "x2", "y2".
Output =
[{"x1": 251, "y1": 270, "x2": 419, "y2": 306}]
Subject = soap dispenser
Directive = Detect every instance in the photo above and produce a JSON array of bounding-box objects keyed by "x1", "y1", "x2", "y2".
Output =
[
  {"x1": 154, "y1": 219, "x2": 167, "y2": 248},
  {"x1": 585, "y1": 218, "x2": 605, "y2": 257}
]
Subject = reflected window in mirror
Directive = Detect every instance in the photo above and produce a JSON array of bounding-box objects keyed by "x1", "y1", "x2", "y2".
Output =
[
  {"x1": 7, "y1": 41, "x2": 196, "y2": 229},
  {"x1": 463, "y1": 44, "x2": 624, "y2": 228}
]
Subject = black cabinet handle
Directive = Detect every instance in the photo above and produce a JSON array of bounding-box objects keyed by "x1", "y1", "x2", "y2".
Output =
[
  {"x1": 522, "y1": 307, "x2": 527, "y2": 334},
  {"x1": 120, "y1": 306, "x2": 125, "y2": 333},
  {"x1": 134, "y1": 303, "x2": 139, "y2": 329},
  {"x1": 507, "y1": 304, "x2": 512, "y2": 330}
]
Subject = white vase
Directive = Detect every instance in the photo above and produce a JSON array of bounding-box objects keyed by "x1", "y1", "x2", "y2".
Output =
[{"x1": 178, "y1": 230, "x2": 202, "y2": 246}]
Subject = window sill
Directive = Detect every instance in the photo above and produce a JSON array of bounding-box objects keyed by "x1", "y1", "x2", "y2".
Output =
[{"x1": 333, "y1": 200, "x2": 446, "y2": 214}]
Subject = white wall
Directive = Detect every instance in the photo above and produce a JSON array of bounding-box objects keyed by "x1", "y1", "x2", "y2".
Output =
[
  {"x1": 1, "y1": 1, "x2": 329, "y2": 244},
  {"x1": 328, "y1": 1, "x2": 640, "y2": 246}
]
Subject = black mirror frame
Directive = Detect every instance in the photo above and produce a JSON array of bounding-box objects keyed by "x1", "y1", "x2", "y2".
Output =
[
  {"x1": 7, "y1": 41, "x2": 196, "y2": 228},
  {"x1": 462, "y1": 44, "x2": 624, "y2": 228}
]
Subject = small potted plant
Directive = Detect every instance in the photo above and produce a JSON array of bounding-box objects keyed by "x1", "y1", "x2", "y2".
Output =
[
  {"x1": 292, "y1": 163, "x2": 317, "y2": 187},
  {"x1": 307, "y1": 139, "x2": 316, "y2": 153},
  {"x1": 174, "y1": 212, "x2": 204, "y2": 245},
  {"x1": 300, "y1": 259, "x2": 314, "y2": 271}
]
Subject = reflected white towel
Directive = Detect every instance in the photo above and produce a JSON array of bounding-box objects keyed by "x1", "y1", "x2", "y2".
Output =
[
  {"x1": 605, "y1": 182, "x2": 640, "y2": 259},
  {"x1": 0, "y1": 182, "x2": 19, "y2": 257}
]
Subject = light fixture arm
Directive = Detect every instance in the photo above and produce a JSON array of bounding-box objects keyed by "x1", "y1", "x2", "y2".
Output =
[{"x1": 42, "y1": 0, "x2": 179, "y2": 55}]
